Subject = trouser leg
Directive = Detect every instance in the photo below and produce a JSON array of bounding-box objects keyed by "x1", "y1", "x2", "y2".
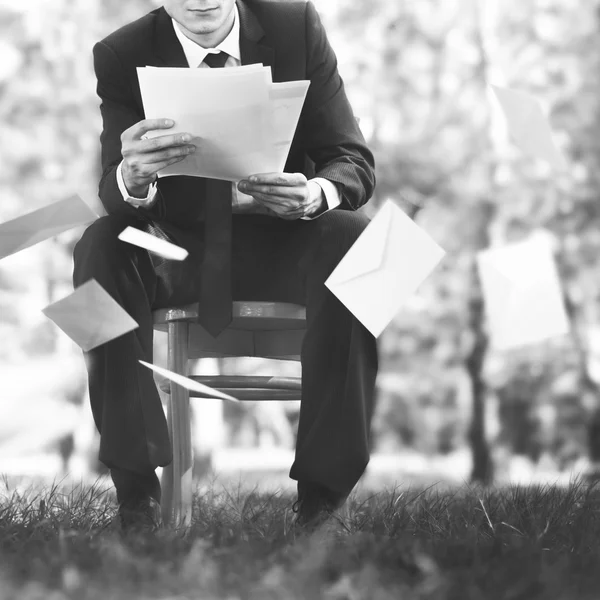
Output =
[
  {"x1": 231, "y1": 211, "x2": 379, "y2": 500},
  {"x1": 72, "y1": 215, "x2": 172, "y2": 498},
  {"x1": 290, "y1": 211, "x2": 378, "y2": 498}
]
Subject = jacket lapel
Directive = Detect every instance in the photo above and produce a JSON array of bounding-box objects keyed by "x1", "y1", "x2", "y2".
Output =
[
  {"x1": 152, "y1": 6, "x2": 189, "y2": 68},
  {"x1": 237, "y1": 0, "x2": 274, "y2": 70}
]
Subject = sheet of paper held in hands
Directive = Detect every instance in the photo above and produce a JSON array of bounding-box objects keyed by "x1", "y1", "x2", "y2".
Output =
[
  {"x1": 137, "y1": 65, "x2": 310, "y2": 181},
  {"x1": 477, "y1": 234, "x2": 570, "y2": 351},
  {"x1": 42, "y1": 279, "x2": 139, "y2": 352},
  {"x1": 0, "y1": 194, "x2": 97, "y2": 261},
  {"x1": 118, "y1": 226, "x2": 189, "y2": 261},
  {"x1": 325, "y1": 200, "x2": 446, "y2": 338},
  {"x1": 139, "y1": 361, "x2": 239, "y2": 402},
  {"x1": 489, "y1": 84, "x2": 568, "y2": 171}
]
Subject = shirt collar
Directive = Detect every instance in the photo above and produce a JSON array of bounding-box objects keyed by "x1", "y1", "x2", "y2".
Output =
[{"x1": 171, "y1": 4, "x2": 241, "y2": 67}]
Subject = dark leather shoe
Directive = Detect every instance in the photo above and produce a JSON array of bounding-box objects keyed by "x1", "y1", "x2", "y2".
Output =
[
  {"x1": 292, "y1": 482, "x2": 347, "y2": 533},
  {"x1": 118, "y1": 495, "x2": 163, "y2": 534}
]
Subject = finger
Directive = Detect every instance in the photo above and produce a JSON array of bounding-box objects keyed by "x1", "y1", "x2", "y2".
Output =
[
  {"x1": 139, "y1": 133, "x2": 196, "y2": 154},
  {"x1": 251, "y1": 197, "x2": 303, "y2": 216},
  {"x1": 244, "y1": 172, "x2": 306, "y2": 187},
  {"x1": 130, "y1": 119, "x2": 176, "y2": 140},
  {"x1": 250, "y1": 194, "x2": 295, "y2": 209},
  {"x1": 239, "y1": 183, "x2": 304, "y2": 199},
  {"x1": 146, "y1": 153, "x2": 196, "y2": 174},
  {"x1": 142, "y1": 144, "x2": 196, "y2": 164}
]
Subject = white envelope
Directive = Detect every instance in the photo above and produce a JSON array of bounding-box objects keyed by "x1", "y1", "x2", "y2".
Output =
[
  {"x1": 118, "y1": 226, "x2": 189, "y2": 261},
  {"x1": 489, "y1": 84, "x2": 568, "y2": 171},
  {"x1": 42, "y1": 279, "x2": 139, "y2": 352},
  {"x1": 477, "y1": 235, "x2": 570, "y2": 351},
  {"x1": 325, "y1": 200, "x2": 446, "y2": 338},
  {"x1": 139, "y1": 361, "x2": 239, "y2": 402},
  {"x1": 0, "y1": 194, "x2": 97, "y2": 260}
]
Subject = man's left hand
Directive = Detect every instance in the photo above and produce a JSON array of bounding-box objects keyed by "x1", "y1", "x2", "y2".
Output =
[{"x1": 237, "y1": 173, "x2": 325, "y2": 220}]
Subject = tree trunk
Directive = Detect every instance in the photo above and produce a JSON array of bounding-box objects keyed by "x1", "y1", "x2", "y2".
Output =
[
  {"x1": 466, "y1": 274, "x2": 494, "y2": 484},
  {"x1": 465, "y1": 201, "x2": 496, "y2": 485},
  {"x1": 560, "y1": 282, "x2": 600, "y2": 475}
]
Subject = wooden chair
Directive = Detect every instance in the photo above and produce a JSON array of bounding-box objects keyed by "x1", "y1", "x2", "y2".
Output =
[{"x1": 152, "y1": 301, "x2": 306, "y2": 528}]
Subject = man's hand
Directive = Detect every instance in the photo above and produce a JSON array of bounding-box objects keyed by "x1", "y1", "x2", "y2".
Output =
[
  {"x1": 237, "y1": 173, "x2": 326, "y2": 220},
  {"x1": 121, "y1": 119, "x2": 197, "y2": 197}
]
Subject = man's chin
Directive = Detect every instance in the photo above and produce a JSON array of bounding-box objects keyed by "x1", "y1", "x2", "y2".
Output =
[
  {"x1": 185, "y1": 11, "x2": 219, "y2": 27},
  {"x1": 185, "y1": 24, "x2": 218, "y2": 35}
]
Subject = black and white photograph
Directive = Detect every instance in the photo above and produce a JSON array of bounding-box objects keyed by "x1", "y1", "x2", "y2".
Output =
[{"x1": 1, "y1": 0, "x2": 599, "y2": 598}]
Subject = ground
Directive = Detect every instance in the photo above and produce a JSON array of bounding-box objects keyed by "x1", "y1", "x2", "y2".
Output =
[{"x1": 1, "y1": 469, "x2": 600, "y2": 599}]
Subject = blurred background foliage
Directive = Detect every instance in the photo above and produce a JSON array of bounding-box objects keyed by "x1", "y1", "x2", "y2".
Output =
[{"x1": 2, "y1": 0, "x2": 600, "y2": 486}]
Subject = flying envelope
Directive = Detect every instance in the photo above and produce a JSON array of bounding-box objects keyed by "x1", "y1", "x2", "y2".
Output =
[
  {"x1": 42, "y1": 279, "x2": 138, "y2": 352},
  {"x1": 139, "y1": 361, "x2": 239, "y2": 402},
  {"x1": 489, "y1": 84, "x2": 568, "y2": 171},
  {"x1": 477, "y1": 235, "x2": 570, "y2": 351},
  {"x1": 325, "y1": 200, "x2": 446, "y2": 338},
  {"x1": 118, "y1": 226, "x2": 189, "y2": 261},
  {"x1": 0, "y1": 194, "x2": 97, "y2": 260}
]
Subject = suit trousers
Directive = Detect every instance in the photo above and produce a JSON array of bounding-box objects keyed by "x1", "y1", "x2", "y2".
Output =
[{"x1": 72, "y1": 209, "x2": 379, "y2": 504}]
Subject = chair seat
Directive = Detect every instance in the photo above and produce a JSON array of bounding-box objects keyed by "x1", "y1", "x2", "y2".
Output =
[
  {"x1": 153, "y1": 301, "x2": 307, "y2": 331},
  {"x1": 153, "y1": 301, "x2": 307, "y2": 360}
]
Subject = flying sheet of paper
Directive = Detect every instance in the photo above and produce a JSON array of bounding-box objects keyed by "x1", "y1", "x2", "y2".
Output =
[
  {"x1": 139, "y1": 361, "x2": 239, "y2": 402},
  {"x1": 477, "y1": 235, "x2": 570, "y2": 351},
  {"x1": 137, "y1": 66, "x2": 310, "y2": 181},
  {"x1": 118, "y1": 226, "x2": 188, "y2": 261},
  {"x1": 489, "y1": 84, "x2": 568, "y2": 171},
  {"x1": 325, "y1": 200, "x2": 446, "y2": 338},
  {"x1": 42, "y1": 279, "x2": 138, "y2": 352},
  {"x1": 0, "y1": 194, "x2": 97, "y2": 260}
]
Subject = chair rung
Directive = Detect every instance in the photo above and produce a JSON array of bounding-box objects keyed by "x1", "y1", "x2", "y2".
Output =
[
  {"x1": 158, "y1": 378, "x2": 300, "y2": 401},
  {"x1": 215, "y1": 389, "x2": 301, "y2": 401},
  {"x1": 190, "y1": 375, "x2": 301, "y2": 390}
]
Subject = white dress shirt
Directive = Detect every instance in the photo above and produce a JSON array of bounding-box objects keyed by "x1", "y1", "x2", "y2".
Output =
[{"x1": 116, "y1": 5, "x2": 341, "y2": 220}]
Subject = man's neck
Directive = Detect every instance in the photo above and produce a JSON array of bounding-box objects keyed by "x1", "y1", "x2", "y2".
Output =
[{"x1": 179, "y1": 8, "x2": 235, "y2": 49}]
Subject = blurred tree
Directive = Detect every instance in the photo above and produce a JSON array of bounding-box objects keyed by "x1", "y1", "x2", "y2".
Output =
[{"x1": 5, "y1": 0, "x2": 600, "y2": 481}]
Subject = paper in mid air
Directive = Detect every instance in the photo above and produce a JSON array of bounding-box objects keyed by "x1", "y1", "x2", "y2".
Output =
[
  {"x1": 139, "y1": 361, "x2": 239, "y2": 402},
  {"x1": 42, "y1": 279, "x2": 138, "y2": 352},
  {"x1": 0, "y1": 194, "x2": 97, "y2": 261},
  {"x1": 118, "y1": 226, "x2": 189, "y2": 261},
  {"x1": 325, "y1": 200, "x2": 446, "y2": 338},
  {"x1": 137, "y1": 66, "x2": 310, "y2": 181},
  {"x1": 489, "y1": 84, "x2": 568, "y2": 171},
  {"x1": 477, "y1": 234, "x2": 570, "y2": 351}
]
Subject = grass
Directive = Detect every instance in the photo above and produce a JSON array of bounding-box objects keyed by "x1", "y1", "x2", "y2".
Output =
[{"x1": 1, "y1": 474, "x2": 600, "y2": 599}]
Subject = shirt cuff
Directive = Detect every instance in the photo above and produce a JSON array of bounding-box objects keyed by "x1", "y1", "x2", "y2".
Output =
[
  {"x1": 116, "y1": 160, "x2": 158, "y2": 209},
  {"x1": 301, "y1": 177, "x2": 342, "y2": 220}
]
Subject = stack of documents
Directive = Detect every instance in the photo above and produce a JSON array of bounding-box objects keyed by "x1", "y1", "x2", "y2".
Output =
[{"x1": 137, "y1": 65, "x2": 310, "y2": 182}]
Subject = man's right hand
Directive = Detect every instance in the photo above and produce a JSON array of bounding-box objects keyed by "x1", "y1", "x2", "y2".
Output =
[{"x1": 121, "y1": 119, "x2": 197, "y2": 197}]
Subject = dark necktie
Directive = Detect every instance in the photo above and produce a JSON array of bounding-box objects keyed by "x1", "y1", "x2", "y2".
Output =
[{"x1": 197, "y1": 51, "x2": 233, "y2": 336}]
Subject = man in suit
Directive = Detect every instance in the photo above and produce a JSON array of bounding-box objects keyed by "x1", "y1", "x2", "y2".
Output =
[{"x1": 74, "y1": 0, "x2": 378, "y2": 533}]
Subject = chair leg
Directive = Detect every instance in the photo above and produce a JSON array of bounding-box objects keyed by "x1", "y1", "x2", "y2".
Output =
[{"x1": 161, "y1": 320, "x2": 193, "y2": 529}]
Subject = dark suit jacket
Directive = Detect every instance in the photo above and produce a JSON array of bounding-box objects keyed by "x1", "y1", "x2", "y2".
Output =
[{"x1": 93, "y1": 0, "x2": 376, "y2": 231}]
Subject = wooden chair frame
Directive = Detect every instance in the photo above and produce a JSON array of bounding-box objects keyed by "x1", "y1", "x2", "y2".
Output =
[{"x1": 152, "y1": 301, "x2": 306, "y2": 529}]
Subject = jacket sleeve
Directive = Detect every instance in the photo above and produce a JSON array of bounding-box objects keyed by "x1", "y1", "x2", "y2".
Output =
[
  {"x1": 299, "y1": 1, "x2": 376, "y2": 211},
  {"x1": 92, "y1": 40, "x2": 166, "y2": 220}
]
